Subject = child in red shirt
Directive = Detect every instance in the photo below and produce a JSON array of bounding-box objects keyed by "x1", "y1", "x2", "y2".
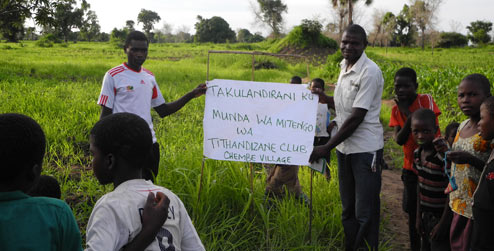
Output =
[{"x1": 389, "y1": 67, "x2": 441, "y2": 251}]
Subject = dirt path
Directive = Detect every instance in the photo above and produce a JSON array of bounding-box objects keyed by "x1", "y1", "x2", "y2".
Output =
[
  {"x1": 380, "y1": 99, "x2": 411, "y2": 250},
  {"x1": 381, "y1": 168, "x2": 410, "y2": 250}
]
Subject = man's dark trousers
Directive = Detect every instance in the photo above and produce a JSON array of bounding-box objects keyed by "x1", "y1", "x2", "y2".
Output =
[{"x1": 337, "y1": 149, "x2": 383, "y2": 251}]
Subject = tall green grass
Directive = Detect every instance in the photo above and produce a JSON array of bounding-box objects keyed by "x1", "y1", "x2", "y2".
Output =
[
  {"x1": 4, "y1": 41, "x2": 491, "y2": 249},
  {"x1": 0, "y1": 41, "x2": 348, "y2": 250},
  {"x1": 366, "y1": 46, "x2": 494, "y2": 129}
]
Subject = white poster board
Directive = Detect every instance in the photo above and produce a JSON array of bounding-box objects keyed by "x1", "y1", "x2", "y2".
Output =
[{"x1": 203, "y1": 79, "x2": 318, "y2": 166}]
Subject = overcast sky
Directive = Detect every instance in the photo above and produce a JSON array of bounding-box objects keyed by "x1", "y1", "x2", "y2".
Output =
[{"x1": 85, "y1": 0, "x2": 493, "y2": 35}]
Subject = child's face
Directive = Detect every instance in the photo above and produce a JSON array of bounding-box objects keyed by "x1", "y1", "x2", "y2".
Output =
[
  {"x1": 394, "y1": 76, "x2": 417, "y2": 102},
  {"x1": 457, "y1": 80, "x2": 487, "y2": 117},
  {"x1": 479, "y1": 104, "x2": 494, "y2": 140},
  {"x1": 310, "y1": 82, "x2": 324, "y2": 90},
  {"x1": 89, "y1": 136, "x2": 113, "y2": 185},
  {"x1": 411, "y1": 118, "x2": 436, "y2": 146}
]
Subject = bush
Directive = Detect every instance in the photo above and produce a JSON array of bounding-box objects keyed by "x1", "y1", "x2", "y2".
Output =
[
  {"x1": 35, "y1": 34, "x2": 62, "y2": 48},
  {"x1": 327, "y1": 50, "x2": 343, "y2": 64},
  {"x1": 438, "y1": 32, "x2": 468, "y2": 48},
  {"x1": 237, "y1": 29, "x2": 265, "y2": 43},
  {"x1": 36, "y1": 40, "x2": 53, "y2": 48},
  {"x1": 42, "y1": 34, "x2": 61, "y2": 43},
  {"x1": 271, "y1": 23, "x2": 338, "y2": 52},
  {"x1": 249, "y1": 33, "x2": 264, "y2": 43},
  {"x1": 300, "y1": 19, "x2": 323, "y2": 43},
  {"x1": 324, "y1": 50, "x2": 343, "y2": 81},
  {"x1": 110, "y1": 28, "x2": 129, "y2": 48}
]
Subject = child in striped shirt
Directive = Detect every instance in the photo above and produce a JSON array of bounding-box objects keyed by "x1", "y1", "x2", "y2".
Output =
[{"x1": 411, "y1": 109, "x2": 450, "y2": 251}]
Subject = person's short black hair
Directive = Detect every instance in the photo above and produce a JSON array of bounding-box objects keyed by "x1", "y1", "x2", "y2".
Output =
[
  {"x1": 482, "y1": 96, "x2": 494, "y2": 117},
  {"x1": 90, "y1": 113, "x2": 152, "y2": 168},
  {"x1": 411, "y1": 108, "x2": 437, "y2": 128},
  {"x1": 462, "y1": 73, "x2": 492, "y2": 97},
  {"x1": 28, "y1": 175, "x2": 61, "y2": 199},
  {"x1": 0, "y1": 113, "x2": 45, "y2": 182},
  {"x1": 124, "y1": 31, "x2": 149, "y2": 49},
  {"x1": 290, "y1": 76, "x2": 302, "y2": 84},
  {"x1": 445, "y1": 122, "x2": 460, "y2": 138},
  {"x1": 311, "y1": 78, "x2": 325, "y2": 91},
  {"x1": 343, "y1": 24, "x2": 368, "y2": 45},
  {"x1": 395, "y1": 67, "x2": 418, "y2": 86}
]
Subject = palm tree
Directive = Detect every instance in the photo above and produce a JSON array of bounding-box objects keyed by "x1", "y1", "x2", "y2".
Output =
[{"x1": 331, "y1": 0, "x2": 373, "y2": 25}]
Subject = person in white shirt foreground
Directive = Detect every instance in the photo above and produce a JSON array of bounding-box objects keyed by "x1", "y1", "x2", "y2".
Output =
[{"x1": 86, "y1": 112, "x2": 205, "y2": 251}]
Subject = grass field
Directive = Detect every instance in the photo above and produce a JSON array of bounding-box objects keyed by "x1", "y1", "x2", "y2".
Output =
[{"x1": 1, "y1": 41, "x2": 493, "y2": 250}]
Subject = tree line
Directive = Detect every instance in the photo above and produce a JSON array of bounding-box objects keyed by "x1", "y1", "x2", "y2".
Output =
[
  {"x1": 0, "y1": 0, "x2": 268, "y2": 44},
  {"x1": 1, "y1": 0, "x2": 492, "y2": 48},
  {"x1": 366, "y1": 0, "x2": 492, "y2": 48},
  {"x1": 1, "y1": 0, "x2": 103, "y2": 42}
]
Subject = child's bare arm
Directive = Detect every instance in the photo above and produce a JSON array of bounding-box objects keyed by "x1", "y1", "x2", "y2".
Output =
[
  {"x1": 433, "y1": 138, "x2": 450, "y2": 156},
  {"x1": 99, "y1": 106, "x2": 112, "y2": 120},
  {"x1": 311, "y1": 88, "x2": 335, "y2": 109},
  {"x1": 327, "y1": 121, "x2": 336, "y2": 135},
  {"x1": 123, "y1": 192, "x2": 170, "y2": 251},
  {"x1": 393, "y1": 116, "x2": 412, "y2": 145},
  {"x1": 154, "y1": 84, "x2": 206, "y2": 118},
  {"x1": 447, "y1": 151, "x2": 485, "y2": 171}
]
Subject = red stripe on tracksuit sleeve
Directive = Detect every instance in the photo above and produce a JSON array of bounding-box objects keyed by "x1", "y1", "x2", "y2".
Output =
[
  {"x1": 98, "y1": 95, "x2": 108, "y2": 106},
  {"x1": 152, "y1": 86, "x2": 158, "y2": 99},
  {"x1": 110, "y1": 69, "x2": 124, "y2": 77}
]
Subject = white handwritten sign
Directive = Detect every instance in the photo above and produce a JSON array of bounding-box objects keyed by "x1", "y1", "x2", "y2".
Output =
[{"x1": 203, "y1": 79, "x2": 318, "y2": 165}]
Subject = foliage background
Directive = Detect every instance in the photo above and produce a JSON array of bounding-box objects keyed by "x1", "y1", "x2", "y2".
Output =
[{"x1": 1, "y1": 41, "x2": 493, "y2": 250}]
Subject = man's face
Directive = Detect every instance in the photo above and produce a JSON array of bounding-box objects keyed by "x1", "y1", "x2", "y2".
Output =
[
  {"x1": 340, "y1": 31, "x2": 366, "y2": 63},
  {"x1": 125, "y1": 39, "x2": 148, "y2": 67},
  {"x1": 89, "y1": 136, "x2": 113, "y2": 185},
  {"x1": 479, "y1": 104, "x2": 494, "y2": 141}
]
